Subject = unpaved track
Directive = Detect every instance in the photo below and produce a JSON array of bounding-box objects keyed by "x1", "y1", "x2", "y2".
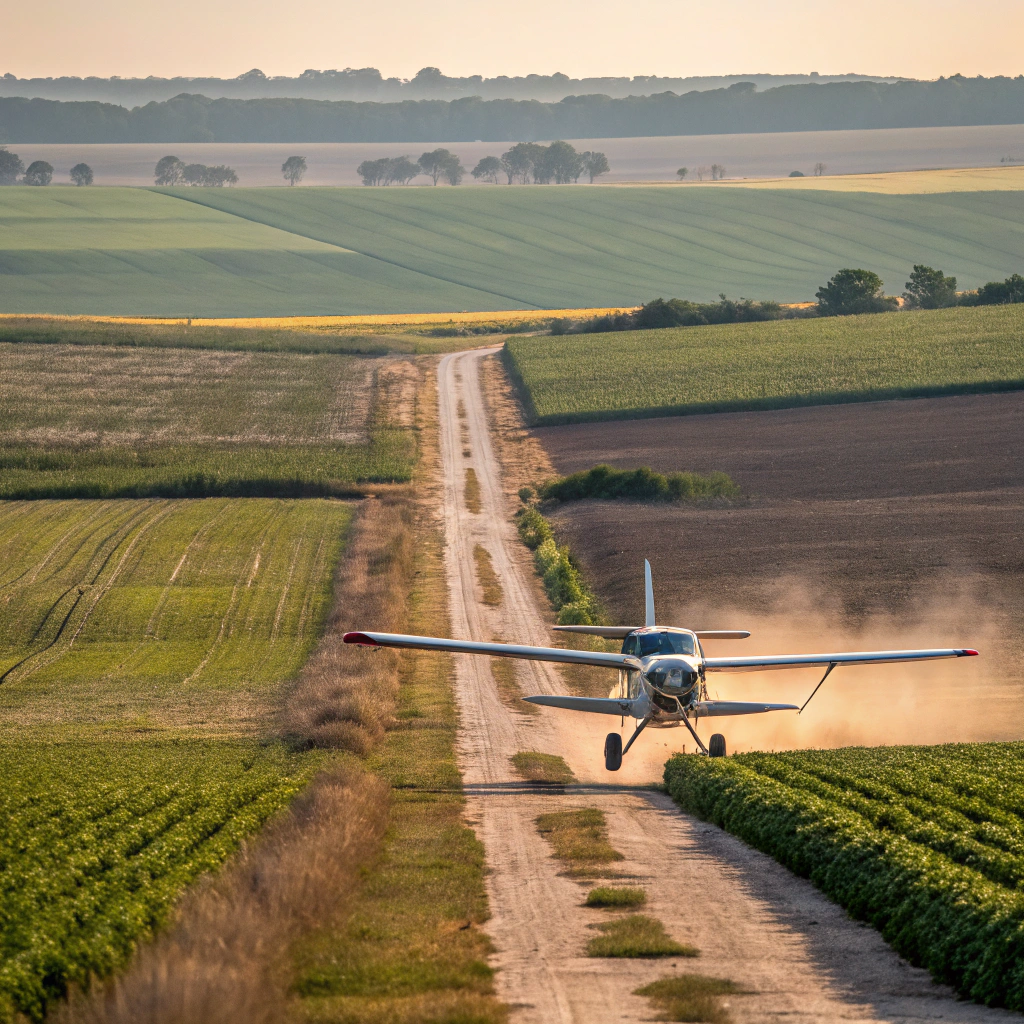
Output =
[{"x1": 438, "y1": 347, "x2": 1016, "y2": 1024}]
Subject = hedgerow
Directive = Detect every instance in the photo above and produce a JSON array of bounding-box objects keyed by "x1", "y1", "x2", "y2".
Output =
[
  {"x1": 539, "y1": 464, "x2": 738, "y2": 503},
  {"x1": 515, "y1": 506, "x2": 598, "y2": 624},
  {"x1": 663, "y1": 745, "x2": 1024, "y2": 1010}
]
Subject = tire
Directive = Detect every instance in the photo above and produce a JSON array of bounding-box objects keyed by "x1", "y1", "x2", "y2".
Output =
[
  {"x1": 604, "y1": 732, "x2": 623, "y2": 772},
  {"x1": 709, "y1": 733, "x2": 727, "y2": 758}
]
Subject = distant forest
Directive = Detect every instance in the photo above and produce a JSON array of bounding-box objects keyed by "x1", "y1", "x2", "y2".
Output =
[
  {"x1": 3, "y1": 77, "x2": 1024, "y2": 144},
  {"x1": 0, "y1": 68, "x2": 896, "y2": 107}
]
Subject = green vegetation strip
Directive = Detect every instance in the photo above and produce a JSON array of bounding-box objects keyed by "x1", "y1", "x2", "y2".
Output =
[
  {"x1": 0, "y1": 741, "x2": 320, "y2": 1023},
  {"x1": 516, "y1": 506, "x2": 600, "y2": 625},
  {"x1": 504, "y1": 304, "x2": 1024, "y2": 424},
  {"x1": 535, "y1": 808, "x2": 623, "y2": 876},
  {"x1": 585, "y1": 886, "x2": 646, "y2": 908},
  {"x1": 586, "y1": 916, "x2": 696, "y2": 958},
  {"x1": 540, "y1": 465, "x2": 738, "y2": 503},
  {"x1": 664, "y1": 744, "x2": 1024, "y2": 1010},
  {"x1": 634, "y1": 975, "x2": 741, "y2": 1023},
  {"x1": 510, "y1": 751, "x2": 575, "y2": 785}
]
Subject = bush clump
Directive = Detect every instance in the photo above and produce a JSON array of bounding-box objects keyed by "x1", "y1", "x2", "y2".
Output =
[{"x1": 540, "y1": 464, "x2": 739, "y2": 503}]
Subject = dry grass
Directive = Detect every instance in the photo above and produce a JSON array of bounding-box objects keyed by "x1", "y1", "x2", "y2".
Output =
[
  {"x1": 634, "y1": 975, "x2": 741, "y2": 1022},
  {"x1": 473, "y1": 544, "x2": 502, "y2": 606},
  {"x1": 464, "y1": 468, "x2": 482, "y2": 514},
  {"x1": 535, "y1": 808, "x2": 624, "y2": 875},
  {"x1": 586, "y1": 916, "x2": 697, "y2": 959},
  {"x1": 56, "y1": 767, "x2": 388, "y2": 1024},
  {"x1": 585, "y1": 886, "x2": 646, "y2": 908},
  {"x1": 279, "y1": 493, "x2": 413, "y2": 754},
  {"x1": 510, "y1": 751, "x2": 575, "y2": 785}
]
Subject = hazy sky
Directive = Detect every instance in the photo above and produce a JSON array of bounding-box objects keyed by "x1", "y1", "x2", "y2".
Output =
[{"x1": 5, "y1": 0, "x2": 1023, "y2": 82}]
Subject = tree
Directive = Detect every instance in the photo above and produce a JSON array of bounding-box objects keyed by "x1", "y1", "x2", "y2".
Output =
[
  {"x1": 154, "y1": 155, "x2": 184, "y2": 185},
  {"x1": 710, "y1": 163, "x2": 725, "y2": 180},
  {"x1": 23, "y1": 160, "x2": 53, "y2": 186},
  {"x1": 816, "y1": 269, "x2": 898, "y2": 316},
  {"x1": 441, "y1": 153, "x2": 465, "y2": 185},
  {"x1": 972, "y1": 273, "x2": 1024, "y2": 305},
  {"x1": 696, "y1": 165, "x2": 710, "y2": 181},
  {"x1": 472, "y1": 156, "x2": 502, "y2": 183},
  {"x1": 581, "y1": 151, "x2": 610, "y2": 183},
  {"x1": 281, "y1": 155, "x2": 307, "y2": 185},
  {"x1": 500, "y1": 142, "x2": 544, "y2": 184},
  {"x1": 814, "y1": 162, "x2": 827, "y2": 176},
  {"x1": 357, "y1": 158, "x2": 390, "y2": 185},
  {"x1": 70, "y1": 162, "x2": 93, "y2": 186},
  {"x1": 203, "y1": 165, "x2": 238, "y2": 186},
  {"x1": 0, "y1": 148, "x2": 24, "y2": 185},
  {"x1": 789, "y1": 170, "x2": 805, "y2": 177},
  {"x1": 903, "y1": 264, "x2": 958, "y2": 309},
  {"x1": 419, "y1": 148, "x2": 458, "y2": 185},
  {"x1": 676, "y1": 167, "x2": 688, "y2": 180},
  {"x1": 389, "y1": 156, "x2": 422, "y2": 185}
]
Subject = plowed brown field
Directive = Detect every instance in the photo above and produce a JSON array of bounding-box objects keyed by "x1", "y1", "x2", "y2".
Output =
[{"x1": 532, "y1": 391, "x2": 1024, "y2": 749}]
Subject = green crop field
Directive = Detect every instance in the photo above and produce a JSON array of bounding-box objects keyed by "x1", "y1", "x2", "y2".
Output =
[
  {"x1": 0, "y1": 343, "x2": 415, "y2": 496},
  {"x1": 3, "y1": 185, "x2": 1024, "y2": 315},
  {"x1": 0, "y1": 498, "x2": 349, "y2": 1019},
  {"x1": 504, "y1": 304, "x2": 1024, "y2": 424},
  {"x1": 665, "y1": 744, "x2": 1024, "y2": 1010}
]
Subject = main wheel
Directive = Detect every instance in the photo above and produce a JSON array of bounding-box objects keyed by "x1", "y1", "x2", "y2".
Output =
[
  {"x1": 709, "y1": 733, "x2": 727, "y2": 758},
  {"x1": 604, "y1": 732, "x2": 623, "y2": 772}
]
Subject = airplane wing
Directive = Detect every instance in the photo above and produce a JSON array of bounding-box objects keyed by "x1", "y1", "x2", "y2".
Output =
[
  {"x1": 523, "y1": 695, "x2": 639, "y2": 716},
  {"x1": 553, "y1": 627, "x2": 751, "y2": 640},
  {"x1": 343, "y1": 631, "x2": 642, "y2": 670},
  {"x1": 704, "y1": 648, "x2": 978, "y2": 672},
  {"x1": 691, "y1": 700, "x2": 799, "y2": 716}
]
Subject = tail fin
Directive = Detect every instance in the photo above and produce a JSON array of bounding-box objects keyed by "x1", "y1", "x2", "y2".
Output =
[{"x1": 644, "y1": 559, "x2": 656, "y2": 627}]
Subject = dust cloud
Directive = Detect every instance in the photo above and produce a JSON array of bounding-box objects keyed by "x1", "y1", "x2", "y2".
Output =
[{"x1": 664, "y1": 574, "x2": 1023, "y2": 754}]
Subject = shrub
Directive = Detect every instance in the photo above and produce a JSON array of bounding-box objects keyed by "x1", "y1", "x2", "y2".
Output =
[
  {"x1": 816, "y1": 268, "x2": 899, "y2": 316},
  {"x1": 539, "y1": 464, "x2": 739, "y2": 503}
]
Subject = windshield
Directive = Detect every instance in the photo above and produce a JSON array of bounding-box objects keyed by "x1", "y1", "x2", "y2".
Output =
[{"x1": 635, "y1": 631, "x2": 696, "y2": 657}]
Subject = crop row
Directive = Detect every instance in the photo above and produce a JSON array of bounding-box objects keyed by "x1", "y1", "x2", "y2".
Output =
[
  {"x1": 0, "y1": 739, "x2": 322, "y2": 1023},
  {"x1": 664, "y1": 744, "x2": 1024, "y2": 1010}
]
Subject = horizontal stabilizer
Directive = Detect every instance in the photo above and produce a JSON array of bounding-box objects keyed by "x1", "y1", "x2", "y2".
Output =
[
  {"x1": 553, "y1": 625, "x2": 636, "y2": 639},
  {"x1": 694, "y1": 630, "x2": 751, "y2": 640},
  {"x1": 691, "y1": 700, "x2": 798, "y2": 717},
  {"x1": 343, "y1": 631, "x2": 641, "y2": 670},
  {"x1": 705, "y1": 648, "x2": 979, "y2": 673},
  {"x1": 523, "y1": 695, "x2": 639, "y2": 717}
]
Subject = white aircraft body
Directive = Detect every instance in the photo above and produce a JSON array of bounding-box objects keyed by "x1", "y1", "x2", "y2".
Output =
[{"x1": 344, "y1": 561, "x2": 978, "y2": 770}]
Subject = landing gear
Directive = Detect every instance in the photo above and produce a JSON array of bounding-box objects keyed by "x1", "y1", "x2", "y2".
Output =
[
  {"x1": 709, "y1": 733, "x2": 727, "y2": 758},
  {"x1": 604, "y1": 732, "x2": 623, "y2": 772}
]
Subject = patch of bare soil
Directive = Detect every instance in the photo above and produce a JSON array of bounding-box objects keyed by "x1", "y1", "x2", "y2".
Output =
[{"x1": 532, "y1": 391, "x2": 1024, "y2": 750}]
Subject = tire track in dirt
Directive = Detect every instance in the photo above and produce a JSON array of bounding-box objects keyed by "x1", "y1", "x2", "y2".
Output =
[{"x1": 439, "y1": 346, "x2": 1018, "y2": 1024}]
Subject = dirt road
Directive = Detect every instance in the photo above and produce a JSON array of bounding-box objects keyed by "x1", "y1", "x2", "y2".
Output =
[{"x1": 438, "y1": 347, "x2": 1016, "y2": 1024}]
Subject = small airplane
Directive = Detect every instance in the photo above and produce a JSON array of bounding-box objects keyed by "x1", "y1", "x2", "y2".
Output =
[{"x1": 344, "y1": 561, "x2": 978, "y2": 771}]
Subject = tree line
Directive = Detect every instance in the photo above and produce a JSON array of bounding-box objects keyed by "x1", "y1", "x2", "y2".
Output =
[
  {"x1": 556, "y1": 266, "x2": 1024, "y2": 334},
  {"x1": 4, "y1": 76, "x2": 1024, "y2": 143},
  {"x1": 357, "y1": 143, "x2": 608, "y2": 185},
  {"x1": 0, "y1": 147, "x2": 92, "y2": 184}
]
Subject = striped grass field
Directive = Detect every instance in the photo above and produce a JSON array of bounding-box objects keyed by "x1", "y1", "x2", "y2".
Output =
[{"x1": 504, "y1": 304, "x2": 1024, "y2": 425}]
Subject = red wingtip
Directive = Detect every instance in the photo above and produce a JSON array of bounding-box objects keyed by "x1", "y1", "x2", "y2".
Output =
[
  {"x1": 963, "y1": 649, "x2": 980, "y2": 657},
  {"x1": 344, "y1": 631, "x2": 377, "y2": 646}
]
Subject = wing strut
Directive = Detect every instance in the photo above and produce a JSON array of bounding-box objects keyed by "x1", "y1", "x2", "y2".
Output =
[
  {"x1": 799, "y1": 661, "x2": 838, "y2": 714},
  {"x1": 680, "y1": 713, "x2": 710, "y2": 755},
  {"x1": 622, "y1": 717, "x2": 652, "y2": 756}
]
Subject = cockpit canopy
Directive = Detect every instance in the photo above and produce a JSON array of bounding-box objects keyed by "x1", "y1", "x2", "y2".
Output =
[{"x1": 620, "y1": 628, "x2": 697, "y2": 658}]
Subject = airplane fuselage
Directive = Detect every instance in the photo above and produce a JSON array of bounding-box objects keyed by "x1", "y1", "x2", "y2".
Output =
[{"x1": 613, "y1": 628, "x2": 705, "y2": 724}]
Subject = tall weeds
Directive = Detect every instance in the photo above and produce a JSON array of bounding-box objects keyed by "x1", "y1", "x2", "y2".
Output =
[
  {"x1": 55, "y1": 767, "x2": 388, "y2": 1024},
  {"x1": 279, "y1": 492, "x2": 413, "y2": 753}
]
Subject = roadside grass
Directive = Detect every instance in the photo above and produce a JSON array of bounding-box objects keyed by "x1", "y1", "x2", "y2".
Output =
[
  {"x1": 473, "y1": 544, "x2": 502, "y2": 606},
  {"x1": 586, "y1": 916, "x2": 697, "y2": 958},
  {"x1": 0, "y1": 498, "x2": 350, "y2": 736},
  {"x1": 585, "y1": 886, "x2": 646, "y2": 908},
  {"x1": 488, "y1": 650, "x2": 538, "y2": 716},
  {"x1": 536, "y1": 808, "x2": 624, "y2": 875},
  {"x1": 510, "y1": 751, "x2": 575, "y2": 785},
  {"x1": 464, "y1": 469, "x2": 482, "y2": 514},
  {"x1": 634, "y1": 975, "x2": 740, "y2": 1022},
  {"x1": 504, "y1": 304, "x2": 1024, "y2": 425},
  {"x1": 289, "y1": 493, "x2": 505, "y2": 1023},
  {"x1": 0, "y1": 342, "x2": 417, "y2": 496}
]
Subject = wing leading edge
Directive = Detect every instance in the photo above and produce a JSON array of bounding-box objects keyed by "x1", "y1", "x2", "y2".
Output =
[
  {"x1": 705, "y1": 648, "x2": 978, "y2": 673},
  {"x1": 343, "y1": 631, "x2": 642, "y2": 670}
]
